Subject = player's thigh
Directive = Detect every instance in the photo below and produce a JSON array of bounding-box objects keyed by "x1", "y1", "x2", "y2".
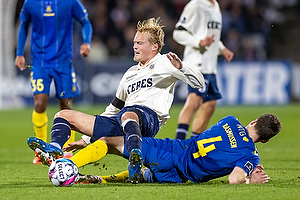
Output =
[
  {"x1": 142, "y1": 138, "x2": 183, "y2": 183},
  {"x1": 53, "y1": 65, "x2": 79, "y2": 99},
  {"x1": 184, "y1": 93, "x2": 203, "y2": 110},
  {"x1": 55, "y1": 110, "x2": 95, "y2": 136}
]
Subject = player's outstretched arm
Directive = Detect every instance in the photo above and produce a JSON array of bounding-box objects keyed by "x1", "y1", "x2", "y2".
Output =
[{"x1": 166, "y1": 52, "x2": 182, "y2": 70}]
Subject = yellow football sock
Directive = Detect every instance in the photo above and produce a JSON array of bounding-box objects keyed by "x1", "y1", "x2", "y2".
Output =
[
  {"x1": 32, "y1": 110, "x2": 48, "y2": 142},
  {"x1": 70, "y1": 140, "x2": 108, "y2": 168},
  {"x1": 63, "y1": 130, "x2": 75, "y2": 156},
  {"x1": 101, "y1": 171, "x2": 129, "y2": 183}
]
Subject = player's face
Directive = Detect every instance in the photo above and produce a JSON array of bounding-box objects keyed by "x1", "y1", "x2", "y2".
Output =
[{"x1": 133, "y1": 32, "x2": 155, "y2": 66}]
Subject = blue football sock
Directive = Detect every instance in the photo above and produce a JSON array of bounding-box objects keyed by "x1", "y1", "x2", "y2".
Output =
[
  {"x1": 124, "y1": 120, "x2": 142, "y2": 154},
  {"x1": 176, "y1": 124, "x2": 189, "y2": 140},
  {"x1": 50, "y1": 117, "x2": 71, "y2": 148}
]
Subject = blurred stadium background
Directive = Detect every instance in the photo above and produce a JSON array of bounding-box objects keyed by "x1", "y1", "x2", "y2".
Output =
[{"x1": 1, "y1": 0, "x2": 300, "y2": 109}]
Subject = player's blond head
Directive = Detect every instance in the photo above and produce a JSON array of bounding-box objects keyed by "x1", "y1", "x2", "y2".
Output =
[{"x1": 136, "y1": 17, "x2": 165, "y2": 53}]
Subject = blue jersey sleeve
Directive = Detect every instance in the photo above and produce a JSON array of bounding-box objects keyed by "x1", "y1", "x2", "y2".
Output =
[
  {"x1": 80, "y1": 18, "x2": 92, "y2": 45},
  {"x1": 72, "y1": 0, "x2": 92, "y2": 44},
  {"x1": 236, "y1": 151, "x2": 260, "y2": 176},
  {"x1": 19, "y1": 0, "x2": 30, "y2": 22},
  {"x1": 16, "y1": 21, "x2": 30, "y2": 56},
  {"x1": 16, "y1": 0, "x2": 31, "y2": 56}
]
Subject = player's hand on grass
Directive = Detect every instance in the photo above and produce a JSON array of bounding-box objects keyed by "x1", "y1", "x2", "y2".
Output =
[
  {"x1": 62, "y1": 139, "x2": 88, "y2": 152},
  {"x1": 249, "y1": 164, "x2": 270, "y2": 184},
  {"x1": 167, "y1": 52, "x2": 182, "y2": 70}
]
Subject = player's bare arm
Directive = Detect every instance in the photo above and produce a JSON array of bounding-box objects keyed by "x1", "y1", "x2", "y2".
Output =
[
  {"x1": 15, "y1": 56, "x2": 26, "y2": 71},
  {"x1": 166, "y1": 52, "x2": 182, "y2": 70},
  {"x1": 80, "y1": 43, "x2": 91, "y2": 57},
  {"x1": 228, "y1": 164, "x2": 270, "y2": 184}
]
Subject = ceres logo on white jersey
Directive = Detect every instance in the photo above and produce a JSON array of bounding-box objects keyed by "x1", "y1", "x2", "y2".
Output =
[{"x1": 127, "y1": 78, "x2": 153, "y2": 94}]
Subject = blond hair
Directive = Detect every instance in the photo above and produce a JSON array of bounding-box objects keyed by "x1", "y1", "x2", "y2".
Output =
[{"x1": 136, "y1": 17, "x2": 165, "y2": 53}]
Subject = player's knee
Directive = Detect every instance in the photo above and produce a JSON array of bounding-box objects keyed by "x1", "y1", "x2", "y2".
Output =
[
  {"x1": 34, "y1": 101, "x2": 47, "y2": 113},
  {"x1": 121, "y1": 112, "x2": 139, "y2": 124},
  {"x1": 54, "y1": 110, "x2": 72, "y2": 120}
]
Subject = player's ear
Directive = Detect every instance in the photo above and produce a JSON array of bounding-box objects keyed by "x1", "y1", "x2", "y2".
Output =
[
  {"x1": 250, "y1": 119, "x2": 258, "y2": 125},
  {"x1": 152, "y1": 43, "x2": 158, "y2": 52}
]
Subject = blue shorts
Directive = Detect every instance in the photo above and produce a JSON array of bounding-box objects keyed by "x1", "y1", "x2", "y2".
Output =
[
  {"x1": 91, "y1": 105, "x2": 160, "y2": 142},
  {"x1": 123, "y1": 137, "x2": 186, "y2": 183},
  {"x1": 188, "y1": 74, "x2": 222, "y2": 103},
  {"x1": 30, "y1": 64, "x2": 79, "y2": 99}
]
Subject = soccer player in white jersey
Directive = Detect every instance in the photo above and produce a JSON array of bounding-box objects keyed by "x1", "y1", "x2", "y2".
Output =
[
  {"x1": 27, "y1": 18, "x2": 204, "y2": 184},
  {"x1": 173, "y1": 0, "x2": 234, "y2": 140}
]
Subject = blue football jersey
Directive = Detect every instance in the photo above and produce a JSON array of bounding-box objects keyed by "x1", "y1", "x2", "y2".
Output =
[
  {"x1": 19, "y1": 0, "x2": 89, "y2": 67},
  {"x1": 173, "y1": 116, "x2": 260, "y2": 183}
]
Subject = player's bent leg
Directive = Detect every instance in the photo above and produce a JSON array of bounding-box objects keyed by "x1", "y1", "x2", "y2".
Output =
[
  {"x1": 70, "y1": 140, "x2": 108, "y2": 168},
  {"x1": 54, "y1": 109, "x2": 96, "y2": 137}
]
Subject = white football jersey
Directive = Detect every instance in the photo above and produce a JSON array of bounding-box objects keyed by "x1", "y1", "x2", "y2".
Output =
[
  {"x1": 173, "y1": 0, "x2": 224, "y2": 74},
  {"x1": 102, "y1": 53, "x2": 204, "y2": 127}
]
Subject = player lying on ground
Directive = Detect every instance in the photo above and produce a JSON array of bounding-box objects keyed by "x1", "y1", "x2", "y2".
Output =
[{"x1": 33, "y1": 113, "x2": 281, "y2": 184}]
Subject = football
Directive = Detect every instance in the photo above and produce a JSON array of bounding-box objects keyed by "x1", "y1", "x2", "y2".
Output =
[{"x1": 48, "y1": 158, "x2": 78, "y2": 187}]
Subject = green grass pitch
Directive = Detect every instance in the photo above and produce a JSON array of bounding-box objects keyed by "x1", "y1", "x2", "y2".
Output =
[{"x1": 1, "y1": 103, "x2": 300, "y2": 199}]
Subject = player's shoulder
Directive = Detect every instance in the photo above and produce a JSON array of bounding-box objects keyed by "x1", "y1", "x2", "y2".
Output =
[
  {"x1": 151, "y1": 54, "x2": 169, "y2": 66},
  {"x1": 155, "y1": 54, "x2": 178, "y2": 70},
  {"x1": 23, "y1": 0, "x2": 35, "y2": 6},
  {"x1": 216, "y1": 116, "x2": 242, "y2": 129},
  {"x1": 122, "y1": 65, "x2": 138, "y2": 76},
  {"x1": 219, "y1": 116, "x2": 239, "y2": 123}
]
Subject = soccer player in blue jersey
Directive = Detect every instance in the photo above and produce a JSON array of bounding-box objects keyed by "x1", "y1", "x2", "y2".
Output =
[
  {"x1": 73, "y1": 113, "x2": 281, "y2": 184},
  {"x1": 15, "y1": 0, "x2": 92, "y2": 164}
]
